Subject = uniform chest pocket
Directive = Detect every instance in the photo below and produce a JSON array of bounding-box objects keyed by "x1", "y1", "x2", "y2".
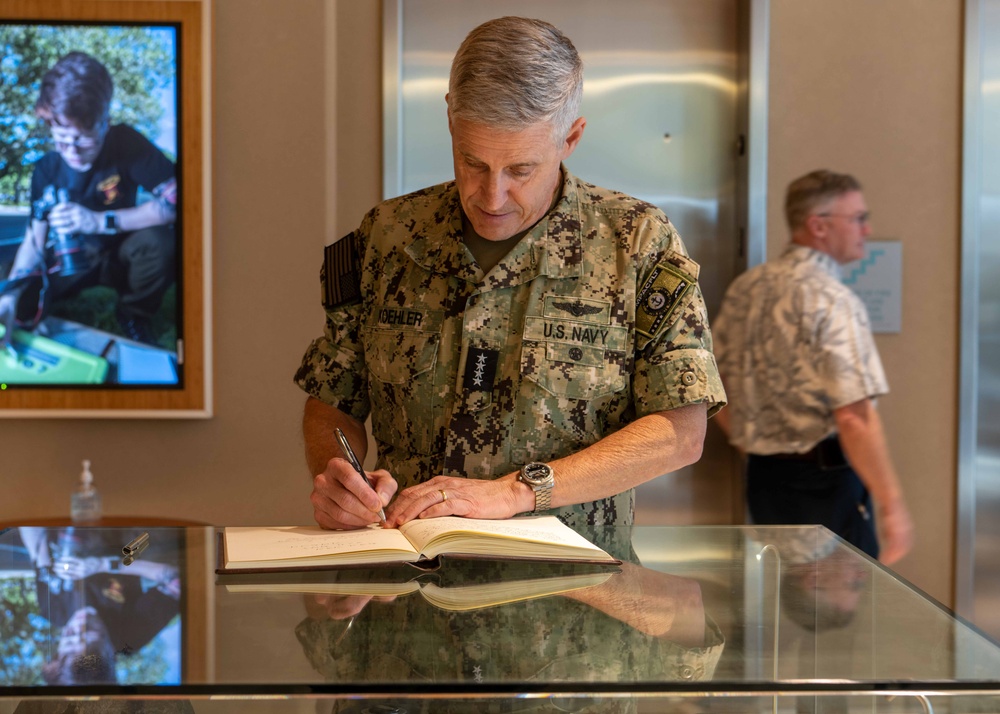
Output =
[
  {"x1": 521, "y1": 340, "x2": 626, "y2": 400},
  {"x1": 364, "y1": 328, "x2": 438, "y2": 383},
  {"x1": 362, "y1": 327, "x2": 440, "y2": 454}
]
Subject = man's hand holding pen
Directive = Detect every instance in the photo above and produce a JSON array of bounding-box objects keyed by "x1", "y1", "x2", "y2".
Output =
[
  {"x1": 311, "y1": 462, "x2": 396, "y2": 530},
  {"x1": 312, "y1": 427, "x2": 526, "y2": 530},
  {"x1": 335, "y1": 428, "x2": 387, "y2": 525},
  {"x1": 310, "y1": 428, "x2": 397, "y2": 530}
]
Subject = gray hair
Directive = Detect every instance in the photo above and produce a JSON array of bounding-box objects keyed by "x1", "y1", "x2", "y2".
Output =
[
  {"x1": 785, "y1": 169, "x2": 863, "y2": 231},
  {"x1": 448, "y1": 16, "x2": 584, "y2": 142}
]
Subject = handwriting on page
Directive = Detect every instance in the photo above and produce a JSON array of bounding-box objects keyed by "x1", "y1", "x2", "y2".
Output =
[
  {"x1": 226, "y1": 526, "x2": 414, "y2": 561},
  {"x1": 269, "y1": 531, "x2": 387, "y2": 553},
  {"x1": 400, "y1": 516, "x2": 598, "y2": 549}
]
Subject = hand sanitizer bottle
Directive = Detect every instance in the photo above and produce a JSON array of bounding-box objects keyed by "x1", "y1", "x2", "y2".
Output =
[{"x1": 71, "y1": 459, "x2": 102, "y2": 523}]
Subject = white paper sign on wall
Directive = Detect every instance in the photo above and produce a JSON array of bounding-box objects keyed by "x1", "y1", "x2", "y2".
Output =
[{"x1": 841, "y1": 239, "x2": 902, "y2": 334}]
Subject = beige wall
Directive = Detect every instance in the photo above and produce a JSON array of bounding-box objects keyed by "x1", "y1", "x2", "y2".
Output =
[
  {"x1": 0, "y1": 0, "x2": 333, "y2": 527},
  {"x1": 0, "y1": 0, "x2": 962, "y2": 606},
  {"x1": 768, "y1": 0, "x2": 962, "y2": 605}
]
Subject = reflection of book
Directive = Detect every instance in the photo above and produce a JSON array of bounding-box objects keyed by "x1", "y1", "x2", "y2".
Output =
[
  {"x1": 224, "y1": 569, "x2": 615, "y2": 611},
  {"x1": 220, "y1": 516, "x2": 619, "y2": 573}
]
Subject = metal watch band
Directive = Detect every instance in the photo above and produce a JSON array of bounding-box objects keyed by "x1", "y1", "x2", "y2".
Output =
[
  {"x1": 533, "y1": 483, "x2": 553, "y2": 511},
  {"x1": 520, "y1": 462, "x2": 554, "y2": 512}
]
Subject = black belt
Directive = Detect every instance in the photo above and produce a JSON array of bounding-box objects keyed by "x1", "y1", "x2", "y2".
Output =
[
  {"x1": 761, "y1": 450, "x2": 821, "y2": 461},
  {"x1": 756, "y1": 437, "x2": 847, "y2": 467}
]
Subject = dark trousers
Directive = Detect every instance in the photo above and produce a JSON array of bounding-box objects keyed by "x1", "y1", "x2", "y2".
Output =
[
  {"x1": 16, "y1": 224, "x2": 176, "y2": 323},
  {"x1": 747, "y1": 442, "x2": 879, "y2": 560}
]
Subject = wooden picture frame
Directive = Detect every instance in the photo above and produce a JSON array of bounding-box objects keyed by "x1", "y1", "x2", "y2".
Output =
[{"x1": 0, "y1": 0, "x2": 211, "y2": 417}]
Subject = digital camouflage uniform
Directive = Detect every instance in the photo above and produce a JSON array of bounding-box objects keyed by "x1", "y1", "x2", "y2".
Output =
[
  {"x1": 295, "y1": 168, "x2": 725, "y2": 528},
  {"x1": 294, "y1": 526, "x2": 725, "y2": 714}
]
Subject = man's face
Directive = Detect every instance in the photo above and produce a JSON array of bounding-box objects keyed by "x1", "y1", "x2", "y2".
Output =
[
  {"x1": 813, "y1": 191, "x2": 871, "y2": 264},
  {"x1": 450, "y1": 115, "x2": 585, "y2": 241},
  {"x1": 50, "y1": 118, "x2": 108, "y2": 172}
]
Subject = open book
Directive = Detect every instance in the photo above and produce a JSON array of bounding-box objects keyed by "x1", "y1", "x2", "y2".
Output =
[{"x1": 220, "y1": 515, "x2": 619, "y2": 573}]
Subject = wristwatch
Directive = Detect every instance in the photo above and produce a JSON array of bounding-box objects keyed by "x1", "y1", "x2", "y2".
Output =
[
  {"x1": 104, "y1": 211, "x2": 119, "y2": 234},
  {"x1": 518, "y1": 462, "x2": 554, "y2": 512}
]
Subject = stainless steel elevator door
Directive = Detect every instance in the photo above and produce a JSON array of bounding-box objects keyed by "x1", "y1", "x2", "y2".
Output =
[
  {"x1": 386, "y1": 0, "x2": 743, "y2": 525},
  {"x1": 967, "y1": 0, "x2": 1000, "y2": 641}
]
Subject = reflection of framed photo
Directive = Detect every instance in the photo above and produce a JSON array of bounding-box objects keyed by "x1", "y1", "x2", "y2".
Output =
[
  {"x1": 0, "y1": 0, "x2": 210, "y2": 417},
  {"x1": 0, "y1": 525, "x2": 198, "y2": 686}
]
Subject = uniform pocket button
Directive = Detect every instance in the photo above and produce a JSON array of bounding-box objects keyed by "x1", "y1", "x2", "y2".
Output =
[{"x1": 681, "y1": 370, "x2": 697, "y2": 386}]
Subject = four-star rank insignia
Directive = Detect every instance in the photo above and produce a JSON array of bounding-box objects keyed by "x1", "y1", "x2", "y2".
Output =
[
  {"x1": 463, "y1": 346, "x2": 498, "y2": 393},
  {"x1": 635, "y1": 262, "x2": 695, "y2": 339}
]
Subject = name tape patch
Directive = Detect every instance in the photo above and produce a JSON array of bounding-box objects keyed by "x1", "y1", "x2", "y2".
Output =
[{"x1": 377, "y1": 308, "x2": 424, "y2": 328}]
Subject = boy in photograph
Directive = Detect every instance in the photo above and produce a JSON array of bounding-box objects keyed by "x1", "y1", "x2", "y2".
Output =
[{"x1": 0, "y1": 51, "x2": 177, "y2": 347}]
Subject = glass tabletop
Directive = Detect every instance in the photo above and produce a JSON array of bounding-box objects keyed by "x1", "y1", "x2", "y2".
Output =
[{"x1": 1, "y1": 523, "x2": 999, "y2": 701}]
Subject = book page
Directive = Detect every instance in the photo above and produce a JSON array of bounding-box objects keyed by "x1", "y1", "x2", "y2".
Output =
[
  {"x1": 224, "y1": 525, "x2": 419, "y2": 569},
  {"x1": 398, "y1": 515, "x2": 615, "y2": 562}
]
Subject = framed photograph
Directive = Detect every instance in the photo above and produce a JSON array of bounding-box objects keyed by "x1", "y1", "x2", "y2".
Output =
[{"x1": 0, "y1": 0, "x2": 211, "y2": 417}]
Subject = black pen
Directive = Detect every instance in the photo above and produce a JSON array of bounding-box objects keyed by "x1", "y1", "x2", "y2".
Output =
[{"x1": 335, "y1": 427, "x2": 387, "y2": 524}]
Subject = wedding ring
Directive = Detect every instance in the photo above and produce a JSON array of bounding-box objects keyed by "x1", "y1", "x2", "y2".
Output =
[{"x1": 439, "y1": 489, "x2": 448, "y2": 502}]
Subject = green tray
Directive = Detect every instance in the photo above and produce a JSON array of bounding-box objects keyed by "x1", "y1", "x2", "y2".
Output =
[{"x1": 0, "y1": 325, "x2": 109, "y2": 384}]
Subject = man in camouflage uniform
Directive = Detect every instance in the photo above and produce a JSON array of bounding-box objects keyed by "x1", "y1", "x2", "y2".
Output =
[
  {"x1": 712, "y1": 170, "x2": 913, "y2": 564},
  {"x1": 295, "y1": 16, "x2": 725, "y2": 531}
]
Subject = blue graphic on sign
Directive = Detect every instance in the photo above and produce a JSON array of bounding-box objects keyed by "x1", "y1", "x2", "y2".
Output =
[{"x1": 842, "y1": 249, "x2": 885, "y2": 286}]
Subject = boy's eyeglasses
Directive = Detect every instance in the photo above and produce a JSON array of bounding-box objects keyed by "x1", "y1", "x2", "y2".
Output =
[{"x1": 49, "y1": 126, "x2": 105, "y2": 152}]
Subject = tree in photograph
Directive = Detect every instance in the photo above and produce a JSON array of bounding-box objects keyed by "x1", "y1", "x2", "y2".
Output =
[{"x1": 0, "y1": 24, "x2": 175, "y2": 206}]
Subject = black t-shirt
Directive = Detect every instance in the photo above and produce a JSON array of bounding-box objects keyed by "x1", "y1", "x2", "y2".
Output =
[
  {"x1": 30, "y1": 124, "x2": 175, "y2": 227},
  {"x1": 37, "y1": 571, "x2": 179, "y2": 655}
]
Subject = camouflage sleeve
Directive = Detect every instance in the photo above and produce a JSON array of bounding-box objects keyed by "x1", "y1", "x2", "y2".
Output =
[
  {"x1": 292, "y1": 230, "x2": 371, "y2": 423},
  {"x1": 631, "y1": 218, "x2": 727, "y2": 418},
  {"x1": 652, "y1": 616, "x2": 726, "y2": 681}
]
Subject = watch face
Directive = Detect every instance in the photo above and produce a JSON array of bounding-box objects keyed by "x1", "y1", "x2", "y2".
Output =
[{"x1": 522, "y1": 462, "x2": 553, "y2": 486}]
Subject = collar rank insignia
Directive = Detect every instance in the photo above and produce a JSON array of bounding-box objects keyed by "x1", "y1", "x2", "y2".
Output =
[
  {"x1": 463, "y1": 346, "x2": 498, "y2": 393},
  {"x1": 635, "y1": 262, "x2": 695, "y2": 339}
]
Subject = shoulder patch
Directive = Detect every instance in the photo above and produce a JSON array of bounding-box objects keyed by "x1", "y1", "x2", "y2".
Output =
[
  {"x1": 635, "y1": 262, "x2": 695, "y2": 339},
  {"x1": 323, "y1": 233, "x2": 361, "y2": 308}
]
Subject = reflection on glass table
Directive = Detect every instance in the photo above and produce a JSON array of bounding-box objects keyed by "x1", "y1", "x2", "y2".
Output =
[
  {"x1": 1, "y1": 524, "x2": 999, "y2": 714},
  {"x1": 0, "y1": 526, "x2": 183, "y2": 688}
]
